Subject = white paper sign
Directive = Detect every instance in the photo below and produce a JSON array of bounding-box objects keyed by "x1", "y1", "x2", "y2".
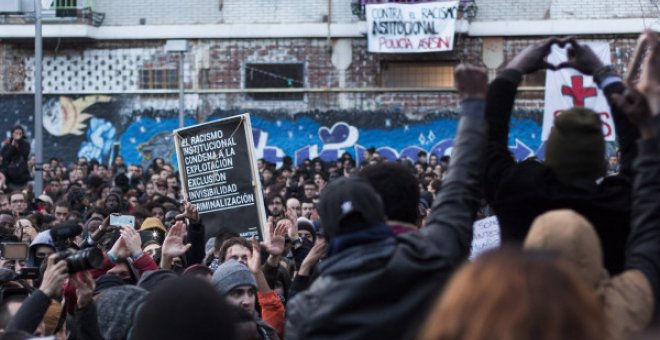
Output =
[
  {"x1": 470, "y1": 216, "x2": 500, "y2": 260},
  {"x1": 366, "y1": 1, "x2": 459, "y2": 53},
  {"x1": 543, "y1": 42, "x2": 616, "y2": 141}
]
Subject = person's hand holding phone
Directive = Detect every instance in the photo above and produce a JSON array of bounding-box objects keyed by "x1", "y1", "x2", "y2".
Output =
[{"x1": 120, "y1": 226, "x2": 142, "y2": 258}]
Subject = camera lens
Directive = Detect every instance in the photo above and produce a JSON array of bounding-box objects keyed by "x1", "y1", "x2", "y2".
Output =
[{"x1": 64, "y1": 248, "x2": 104, "y2": 273}]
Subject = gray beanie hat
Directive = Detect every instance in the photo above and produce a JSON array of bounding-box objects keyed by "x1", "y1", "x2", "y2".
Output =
[
  {"x1": 97, "y1": 285, "x2": 149, "y2": 340},
  {"x1": 211, "y1": 259, "x2": 256, "y2": 295}
]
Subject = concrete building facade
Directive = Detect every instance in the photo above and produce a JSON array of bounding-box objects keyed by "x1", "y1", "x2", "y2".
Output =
[{"x1": 0, "y1": 0, "x2": 654, "y2": 167}]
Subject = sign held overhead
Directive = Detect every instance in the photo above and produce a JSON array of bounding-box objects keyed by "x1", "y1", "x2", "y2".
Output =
[{"x1": 174, "y1": 113, "x2": 267, "y2": 241}]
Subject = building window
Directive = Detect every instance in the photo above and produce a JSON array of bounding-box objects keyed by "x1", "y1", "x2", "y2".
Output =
[
  {"x1": 139, "y1": 68, "x2": 179, "y2": 89},
  {"x1": 245, "y1": 63, "x2": 304, "y2": 101},
  {"x1": 382, "y1": 62, "x2": 455, "y2": 88}
]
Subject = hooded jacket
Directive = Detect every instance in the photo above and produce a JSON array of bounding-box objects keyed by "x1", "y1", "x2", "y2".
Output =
[
  {"x1": 28, "y1": 230, "x2": 55, "y2": 267},
  {"x1": 286, "y1": 99, "x2": 487, "y2": 340},
  {"x1": 524, "y1": 132, "x2": 660, "y2": 339}
]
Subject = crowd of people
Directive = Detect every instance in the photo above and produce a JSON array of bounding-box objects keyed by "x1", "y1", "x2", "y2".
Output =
[{"x1": 0, "y1": 32, "x2": 657, "y2": 340}]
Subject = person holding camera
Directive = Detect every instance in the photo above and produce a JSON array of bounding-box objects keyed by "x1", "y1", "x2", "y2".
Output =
[
  {"x1": 0, "y1": 126, "x2": 31, "y2": 192},
  {"x1": 4, "y1": 253, "x2": 68, "y2": 335}
]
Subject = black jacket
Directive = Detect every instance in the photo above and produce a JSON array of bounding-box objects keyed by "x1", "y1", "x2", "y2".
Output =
[
  {"x1": 484, "y1": 69, "x2": 639, "y2": 274},
  {"x1": 6, "y1": 289, "x2": 51, "y2": 334},
  {"x1": 627, "y1": 115, "x2": 660, "y2": 320},
  {"x1": 1, "y1": 138, "x2": 31, "y2": 186},
  {"x1": 286, "y1": 99, "x2": 487, "y2": 340}
]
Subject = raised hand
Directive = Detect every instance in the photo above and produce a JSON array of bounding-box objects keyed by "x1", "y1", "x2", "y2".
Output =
[
  {"x1": 284, "y1": 208, "x2": 299, "y2": 240},
  {"x1": 556, "y1": 38, "x2": 605, "y2": 75},
  {"x1": 176, "y1": 200, "x2": 200, "y2": 223},
  {"x1": 120, "y1": 225, "x2": 143, "y2": 258},
  {"x1": 247, "y1": 235, "x2": 262, "y2": 274},
  {"x1": 39, "y1": 254, "x2": 68, "y2": 298},
  {"x1": 299, "y1": 237, "x2": 328, "y2": 276},
  {"x1": 506, "y1": 37, "x2": 561, "y2": 74},
  {"x1": 90, "y1": 216, "x2": 112, "y2": 242},
  {"x1": 612, "y1": 88, "x2": 652, "y2": 137},
  {"x1": 636, "y1": 30, "x2": 660, "y2": 116},
  {"x1": 455, "y1": 64, "x2": 488, "y2": 99},
  {"x1": 263, "y1": 222, "x2": 287, "y2": 257},
  {"x1": 109, "y1": 232, "x2": 129, "y2": 259},
  {"x1": 161, "y1": 221, "x2": 192, "y2": 259}
]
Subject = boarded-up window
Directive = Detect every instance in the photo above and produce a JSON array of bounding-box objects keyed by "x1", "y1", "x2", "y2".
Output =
[{"x1": 382, "y1": 62, "x2": 455, "y2": 88}]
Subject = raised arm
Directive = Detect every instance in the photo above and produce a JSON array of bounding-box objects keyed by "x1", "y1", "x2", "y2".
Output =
[
  {"x1": 422, "y1": 65, "x2": 488, "y2": 263},
  {"x1": 483, "y1": 38, "x2": 559, "y2": 201},
  {"x1": 621, "y1": 32, "x2": 660, "y2": 317},
  {"x1": 561, "y1": 39, "x2": 640, "y2": 175},
  {"x1": 177, "y1": 201, "x2": 206, "y2": 265}
]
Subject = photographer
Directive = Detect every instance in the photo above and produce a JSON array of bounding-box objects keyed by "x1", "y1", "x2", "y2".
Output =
[
  {"x1": 63, "y1": 223, "x2": 158, "y2": 314},
  {"x1": 5, "y1": 253, "x2": 67, "y2": 335},
  {"x1": 0, "y1": 126, "x2": 30, "y2": 192}
]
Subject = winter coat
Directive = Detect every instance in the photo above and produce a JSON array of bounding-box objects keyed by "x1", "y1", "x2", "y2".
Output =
[
  {"x1": 524, "y1": 131, "x2": 660, "y2": 339},
  {"x1": 484, "y1": 69, "x2": 639, "y2": 275},
  {"x1": 286, "y1": 99, "x2": 487, "y2": 340},
  {"x1": 0, "y1": 138, "x2": 31, "y2": 186}
]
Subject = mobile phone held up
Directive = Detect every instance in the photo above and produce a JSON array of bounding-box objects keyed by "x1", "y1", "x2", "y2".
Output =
[{"x1": 109, "y1": 214, "x2": 135, "y2": 228}]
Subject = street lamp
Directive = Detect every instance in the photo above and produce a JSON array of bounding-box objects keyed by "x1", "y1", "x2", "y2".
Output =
[{"x1": 164, "y1": 39, "x2": 189, "y2": 128}]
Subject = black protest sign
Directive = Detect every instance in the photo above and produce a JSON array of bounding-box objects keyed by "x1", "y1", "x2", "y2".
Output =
[{"x1": 174, "y1": 114, "x2": 267, "y2": 241}]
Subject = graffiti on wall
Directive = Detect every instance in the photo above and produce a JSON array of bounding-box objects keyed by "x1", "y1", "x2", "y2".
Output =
[{"x1": 0, "y1": 95, "x2": 546, "y2": 170}]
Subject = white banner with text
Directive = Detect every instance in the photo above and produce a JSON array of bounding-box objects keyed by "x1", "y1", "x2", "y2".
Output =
[{"x1": 366, "y1": 1, "x2": 459, "y2": 53}]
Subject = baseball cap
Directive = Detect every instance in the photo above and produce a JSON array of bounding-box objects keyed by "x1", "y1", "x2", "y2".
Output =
[
  {"x1": 37, "y1": 194, "x2": 53, "y2": 206},
  {"x1": 318, "y1": 177, "x2": 385, "y2": 237}
]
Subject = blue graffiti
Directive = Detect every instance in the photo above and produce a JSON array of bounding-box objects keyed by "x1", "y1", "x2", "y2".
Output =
[
  {"x1": 249, "y1": 116, "x2": 543, "y2": 166},
  {"x1": 120, "y1": 117, "x2": 197, "y2": 168},
  {"x1": 78, "y1": 118, "x2": 117, "y2": 163},
  {"x1": 115, "y1": 114, "x2": 545, "y2": 170}
]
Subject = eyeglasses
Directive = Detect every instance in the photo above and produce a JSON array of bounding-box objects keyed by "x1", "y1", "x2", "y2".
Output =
[{"x1": 16, "y1": 223, "x2": 32, "y2": 230}]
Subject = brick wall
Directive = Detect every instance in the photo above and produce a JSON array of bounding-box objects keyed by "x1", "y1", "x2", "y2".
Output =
[{"x1": 0, "y1": 35, "x2": 643, "y2": 112}]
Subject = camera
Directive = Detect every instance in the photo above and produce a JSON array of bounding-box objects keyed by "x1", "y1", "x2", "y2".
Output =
[
  {"x1": 0, "y1": 243, "x2": 27, "y2": 260},
  {"x1": 50, "y1": 224, "x2": 104, "y2": 274}
]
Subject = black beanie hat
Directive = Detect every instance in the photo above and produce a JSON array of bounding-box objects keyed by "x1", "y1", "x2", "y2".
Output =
[
  {"x1": 545, "y1": 107, "x2": 606, "y2": 184},
  {"x1": 133, "y1": 277, "x2": 238, "y2": 340},
  {"x1": 297, "y1": 217, "x2": 317, "y2": 242},
  {"x1": 137, "y1": 269, "x2": 179, "y2": 292}
]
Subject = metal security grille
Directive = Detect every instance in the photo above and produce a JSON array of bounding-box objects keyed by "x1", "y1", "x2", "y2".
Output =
[
  {"x1": 139, "y1": 69, "x2": 179, "y2": 90},
  {"x1": 245, "y1": 63, "x2": 304, "y2": 101},
  {"x1": 55, "y1": 0, "x2": 96, "y2": 16},
  {"x1": 382, "y1": 62, "x2": 455, "y2": 88}
]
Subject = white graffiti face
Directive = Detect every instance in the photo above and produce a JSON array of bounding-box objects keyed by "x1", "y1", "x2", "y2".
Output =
[
  {"x1": 43, "y1": 96, "x2": 109, "y2": 137},
  {"x1": 43, "y1": 98, "x2": 64, "y2": 136}
]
